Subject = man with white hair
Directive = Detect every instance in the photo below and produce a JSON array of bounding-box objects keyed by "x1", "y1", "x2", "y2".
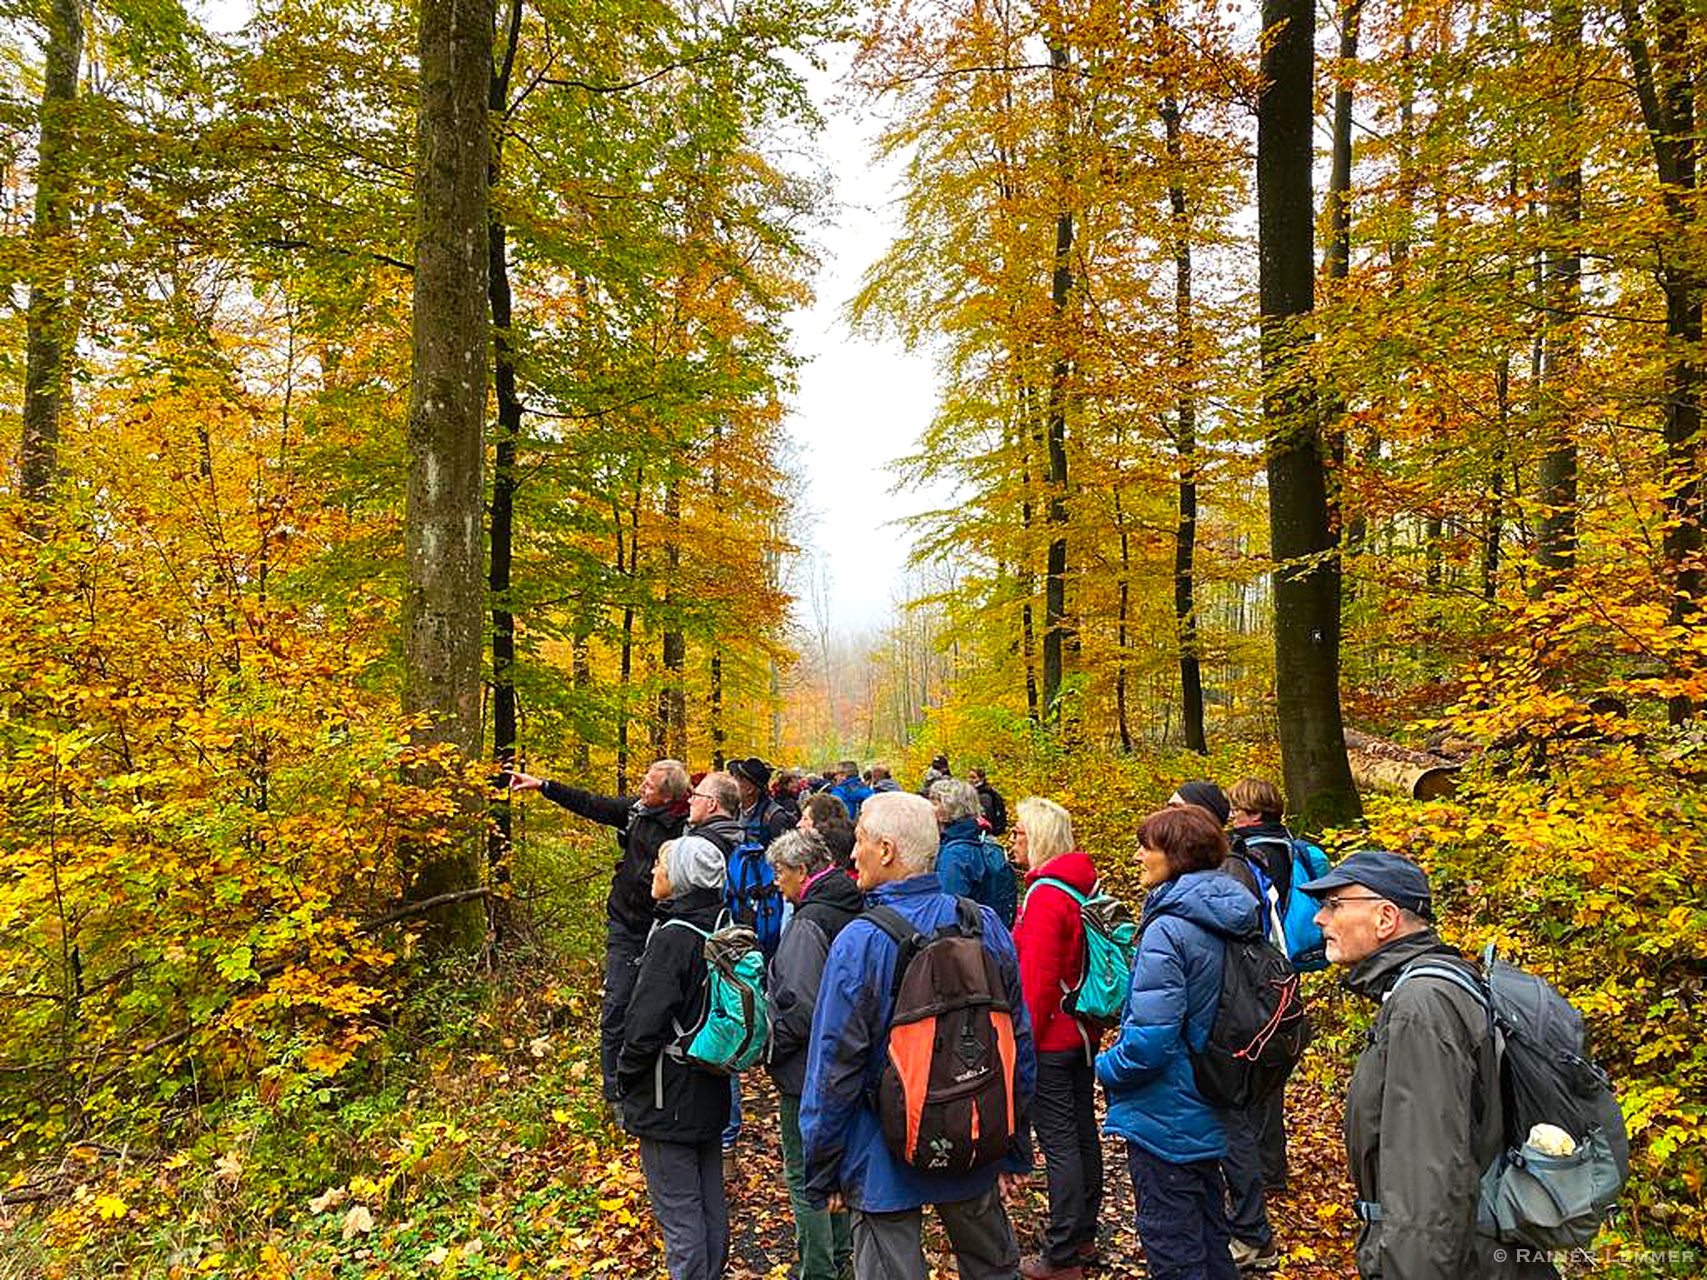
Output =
[
  {"x1": 801, "y1": 792, "x2": 1036, "y2": 1280},
  {"x1": 509, "y1": 758, "x2": 689, "y2": 1105}
]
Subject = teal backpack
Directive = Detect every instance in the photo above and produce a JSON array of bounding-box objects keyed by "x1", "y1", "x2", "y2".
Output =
[
  {"x1": 663, "y1": 918, "x2": 770, "y2": 1075},
  {"x1": 1032, "y1": 878, "x2": 1138, "y2": 1026}
]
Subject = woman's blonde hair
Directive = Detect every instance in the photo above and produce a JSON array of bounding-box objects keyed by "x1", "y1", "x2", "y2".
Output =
[{"x1": 1015, "y1": 796, "x2": 1074, "y2": 863}]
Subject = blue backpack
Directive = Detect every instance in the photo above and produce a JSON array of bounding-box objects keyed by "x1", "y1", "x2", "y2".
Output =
[
  {"x1": 1242, "y1": 837, "x2": 1331, "y2": 972},
  {"x1": 726, "y1": 839, "x2": 784, "y2": 959},
  {"x1": 975, "y1": 834, "x2": 1017, "y2": 928}
]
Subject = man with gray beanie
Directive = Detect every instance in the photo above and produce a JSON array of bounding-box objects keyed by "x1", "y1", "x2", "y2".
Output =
[
  {"x1": 1301, "y1": 851, "x2": 1548, "y2": 1280},
  {"x1": 618, "y1": 832, "x2": 730, "y2": 1280}
]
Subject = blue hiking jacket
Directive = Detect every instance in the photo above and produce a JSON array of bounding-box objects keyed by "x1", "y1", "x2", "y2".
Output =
[
  {"x1": 937, "y1": 816, "x2": 1017, "y2": 927},
  {"x1": 800, "y1": 873, "x2": 1036, "y2": 1212},
  {"x1": 1095, "y1": 869, "x2": 1259, "y2": 1163},
  {"x1": 828, "y1": 777, "x2": 873, "y2": 821}
]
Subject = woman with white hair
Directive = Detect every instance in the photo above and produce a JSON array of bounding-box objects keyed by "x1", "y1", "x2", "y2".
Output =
[
  {"x1": 618, "y1": 834, "x2": 731, "y2": 1280},
  {"x1": 1011, "y1": 797, "x2": 1105, "y2": 1277},
  {"x1": 931, "y1": 777, "x2": 1017, "y2": 926}
]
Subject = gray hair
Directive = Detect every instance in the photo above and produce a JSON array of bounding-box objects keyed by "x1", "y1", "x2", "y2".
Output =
[
  {"x1": 930, "y1": 778, "x2": 981, "y2": 823},
  {"x1": 1016, "y1": 795, "x2": 1074, "y2": 862},
  {"x1": 859, "y1": 791, "x2": 938, "y2": 874},
  {"x1": 700, "y1": 770, "x2": 741, "y2": 816},
  {"x1": 650, "y1": 759, "x2": 689, "y2": 801},
  {"x1": 768, "y1": 828, "x2": 833, "y2": 876}
]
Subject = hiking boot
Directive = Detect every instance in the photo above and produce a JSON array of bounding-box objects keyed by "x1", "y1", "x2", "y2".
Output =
[
  {"x1": 1229, "y1": 1239, "x2": 1282, "y2": 1271},
  {"x1": 1019, "y1": 1257, "x2": 1083, "y2": 1280}
]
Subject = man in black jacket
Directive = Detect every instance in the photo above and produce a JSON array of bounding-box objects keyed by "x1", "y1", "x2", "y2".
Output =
[{"x1": 508, "y1": 758, "x2": 690, "y2": 1103}]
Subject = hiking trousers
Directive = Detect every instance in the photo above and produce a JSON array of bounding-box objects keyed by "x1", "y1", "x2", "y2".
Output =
[
  {"x1": 638, "y1": 1135, "x2": 728, "y2": 1280},
  {"x1": 850, "y1": 1184, "x2": 1019, "y2": 1280},
  {"x1": 779, "y1": 1092, "x2": 853, "y2": 1280},
  {"x1": 600, "y1": 918, "x2": 646, "y2": 1102},
  {"x1": 1033, "y1": 1049, "x2": 1103, "y2": 1265},
  {"x1": 1127, "y1": 1142, "x2": 1238, "y2": 1280},
  {"x1": 1222, "y1": 1100, "x2": 1275, "y2": 1249}
]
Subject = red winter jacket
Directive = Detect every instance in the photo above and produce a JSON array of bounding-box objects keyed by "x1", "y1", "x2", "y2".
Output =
[{"x1": 1013, "y1": 849, "x2": 1101, "y2": 1054}]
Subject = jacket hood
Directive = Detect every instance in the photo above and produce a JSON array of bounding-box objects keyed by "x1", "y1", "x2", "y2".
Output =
[
  {"x1": 1344, "y1": 927, "x2": 1458, "y2": 1000},
  {"x1": 866, "y1": 871, "x2": 942, "y2": 905},
  {"x1": 1232, "y1": 820, "x2": 1292, "y2": 847},
  {"x1": 690, "y1": 813, "x2": 742, "y2": 853},
  {"x1": 638, "y1": 795, "x2": 692, "y2": 822},
  {"x1": 1025, "y1": 848, "x2": 1097, "y2": 895},
  {"x1": 1143, "y1": 868, "x2": 1261, "y2": 938},
  {"x1": 941, "y1": 815, "x2": 984, "y2": 844},
  {"x1": 803, "y1": 864, "x2": 864, "y2": 913},
  {"x1": 654, "y1": 885, "x2": 724, "y2": 926},
  {"x1": 871, "y1": 779, "x2": 902, "y2": 792}
]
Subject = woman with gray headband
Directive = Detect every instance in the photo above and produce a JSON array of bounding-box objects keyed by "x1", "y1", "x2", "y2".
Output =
[
  {"x1": 765, "y1": 828, "x2": 863, "y2": 1280},
  {"x1": 617, "y1": 834, "x2": 730, "y2": 1279}
]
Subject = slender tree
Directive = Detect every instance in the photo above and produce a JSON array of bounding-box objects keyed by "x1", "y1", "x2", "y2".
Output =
[{"x1": 1258, "y1": 0, "x2": 1361, "y2": 829}]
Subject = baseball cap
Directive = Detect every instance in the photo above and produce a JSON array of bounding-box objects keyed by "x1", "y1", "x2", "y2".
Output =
[{"x1": 1298, "y1": 849, "x2": 1433, "y2": 919}]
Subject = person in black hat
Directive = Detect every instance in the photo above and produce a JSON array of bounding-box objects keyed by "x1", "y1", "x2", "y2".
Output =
[
  {"x1": 1300, "y1": 852, "x2": 1539, "y2": 1280},
  {"x1": 729, "y1": 756, "x2": 797, "y2": 847}
]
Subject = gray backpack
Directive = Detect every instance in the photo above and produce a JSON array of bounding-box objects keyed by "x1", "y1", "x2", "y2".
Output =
[{"x1": 1392, "y1": 946, "x2": 1628, "y2": 1250}]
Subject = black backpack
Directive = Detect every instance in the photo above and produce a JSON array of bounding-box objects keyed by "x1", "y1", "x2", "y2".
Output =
[
  {"x1": 1191, "y1": 929, "x2": 1311, "y2": 1110},
  {"x1": 1390, "y1": 947, "x2": 1628, "y2": 1248},
  {"x1": 863, "y1": 899, "x2": 1022, "y2": 1174}
]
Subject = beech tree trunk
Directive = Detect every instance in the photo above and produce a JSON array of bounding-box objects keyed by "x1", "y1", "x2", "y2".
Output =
[
  {"x1": 1041, "y1": 39, "x2": 1074, "y2": 724},
  {"x1": 18, "y1": 0, "x2": 83, "y2": 528},
  {"x1": 1259, "y1": 0, "x2": 1362, "y2": 831},
  {"x1": 1618, "y1": 0, "x2": 1701, "y2": 722},
  {"x1": 402, "y1": 0, "x2": 494, "y2": 947},
  {"x1": 1536, "y1": 0, "x2": 1582, "y2": 592},
  {"x1": 1161, "y1": 91, "x2": 1206, "y2": 755},
  {"x1": 487, "y1": 0, "x2": 524, "y2": 885}
]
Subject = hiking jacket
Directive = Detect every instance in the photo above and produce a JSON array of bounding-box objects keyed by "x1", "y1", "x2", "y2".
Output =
[
  {"x1": 1096, "y1": 869, "x2": 1259, "y2": 1163},
  {"x1": 1225, "y1": 820, "x2": 1297, "y2": 906},
  {"x1": 975, "y1": 781, "x2": 1008, "y2": 835},
  {"x1": 687, "y1": 813, "x2": 742, "y2": 860},
  {"x1": 870, "y1": 779, "x2": 902, "y2": 794},
  {"x1": 767, "y1": 867, "x2": 865, "y2": 1095},
  {"x1": 1014, "y1": 850, "x2": 1100, "y2": 1054},
  {"x1": 799, "y1": 873, "x2": 1036, "y2": 1213},
  {"x1": 616, "y1": 887, "x2": 732, "y2": 1143},
  {"x1": 1343, "y1": 929, "x2": 1538, "y2": 1280},
  {"x1": 740, "y1": 794, "x2": 797, "y2": 848},
  {"x1": 937, "y1": 816, "x2": 1018, "y2": 927},
  {"x1": 828, "y1": 777, "x2": 873, "y2": 821},
  {"x1": 540, "y1": 782, "x2": 688, "y2": 932}
]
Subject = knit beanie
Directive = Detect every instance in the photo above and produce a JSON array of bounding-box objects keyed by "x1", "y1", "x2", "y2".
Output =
[
  {"x1": 661, "y1": 834, "x2": 727, "y2": 897},
  {"x1": 1174, "y1": 779, "x2": 1230, "y2": 828}
]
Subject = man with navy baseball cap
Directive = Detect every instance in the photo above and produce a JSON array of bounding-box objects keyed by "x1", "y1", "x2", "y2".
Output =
[{"x1": 1301, "y1": 851, "x2": 1546, "y2": 1279}]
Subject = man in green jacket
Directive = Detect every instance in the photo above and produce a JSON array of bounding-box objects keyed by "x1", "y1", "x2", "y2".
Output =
[{"x1": 1301, "y1": 851, "x2": 1552, "y2": 1280}]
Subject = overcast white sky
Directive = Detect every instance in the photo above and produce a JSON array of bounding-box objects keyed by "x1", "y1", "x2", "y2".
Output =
[{"x1": 782, "y1": 52, "x2": 944, "y2": 635}]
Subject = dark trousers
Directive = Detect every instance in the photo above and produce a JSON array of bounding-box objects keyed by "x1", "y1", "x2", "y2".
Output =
[
  {"x1": 850, "y1": 1185, "x2": 1018, "y2": 1280},
  {"x1": 1033, "y1": 1050, "x2": 1103, "y2": 1264},
  {"x1": 1258, "y1": 1086, "x2": 1287, "y2": 1187},
  {"x1": 638, "y1": 1135, "x2": 729, "y2": 1280},
  {"x1": 1128, "y1": 1142, "x2": 1238, "y2": 1280},
  {"x1": 1221, "y1": 1103, "x2": 1274, "y2": 1249},
  {"x1": 601, "y1": 917, "x2": 647, "y2": 1102}
]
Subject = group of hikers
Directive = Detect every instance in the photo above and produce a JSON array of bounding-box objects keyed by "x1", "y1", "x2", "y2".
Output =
[{"x1": 507, "y1": 752, "x2": 1624, "y2": 1280}]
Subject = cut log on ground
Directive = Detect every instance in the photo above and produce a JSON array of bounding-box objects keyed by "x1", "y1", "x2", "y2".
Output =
[{"x1": 1345, "y1": 728, "x2": 1462, "y2": 799}]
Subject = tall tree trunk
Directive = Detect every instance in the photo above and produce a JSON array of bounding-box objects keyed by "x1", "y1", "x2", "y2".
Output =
[
  {"x1": 1161, "y1": 86, "x2": 1207, "y2": 755},
  {"x1": 401, "y1": 0, "x2": 494, "y2": 945},
  {"x1": 486, "y1": 0, "x2": 524, "y2": 886},
  {"x1": 658, "y1": 480, "x2": 687, "y2": 757},
  {"x1": 1259, "y1": 0, "x2": 1362, "y2": 830},
  {"x1": 708, "y1": 422, "x2": 726, "y2": 767},
  {"x1": 1015, "y1": 380, "x2": 1042, "y2": 724},
  {"x1": 1618, "y1": 0, "x2": 1701, "y2": 721},
  {"x1": 1536, "y1": 0, "x2": 1582, "y2": 591},
  {"x1": 18, "y1": 0, "x2": 83, "y2": 528},
  {"x1": 1323, "y1": 0, "x2": 1363, "y2": 571},
  {"x1": 1041, "y1": 38, "x2": 1074, "y2": 724},
  {"x1": 572, "y1": 622, "x2": 591, "y2": 773}
]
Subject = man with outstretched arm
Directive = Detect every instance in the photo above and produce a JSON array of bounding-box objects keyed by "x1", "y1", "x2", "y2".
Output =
[{"x1": 508, "y1": 759, "x2": 689, "y2": 1106}]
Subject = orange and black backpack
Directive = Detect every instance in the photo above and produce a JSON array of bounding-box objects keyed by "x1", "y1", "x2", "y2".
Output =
[{"x1": 864, "y1": 898, "x2": 1021, "y2": 1174}]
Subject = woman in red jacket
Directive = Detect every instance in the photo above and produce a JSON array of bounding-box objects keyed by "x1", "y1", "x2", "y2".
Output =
[{"x1": 1011, "y1": 796, "x2": 1103, "y2": 1280}]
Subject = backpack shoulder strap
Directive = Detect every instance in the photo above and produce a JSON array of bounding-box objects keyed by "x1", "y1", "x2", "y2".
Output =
[
  {"x1": 1389, "y1": 958, "x2": 1497, "y2": 1039},
  {"x1": 863, "y1": 904, "x2": 924, "y2": 1002},
  {"x1": 663, "y1": 918, "x2": 711, "y2": 940},
  {"x1": 953, "y1": 895, "x2": 985, "y2": 936},
  {"x1": 1034, "y1": 876, "x2": 1088, "y2": 907}
]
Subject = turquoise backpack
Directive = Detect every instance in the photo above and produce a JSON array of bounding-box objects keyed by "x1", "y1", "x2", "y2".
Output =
[
  {"x1": 1032, "y1": 878, "x2": 1138, "y2": 1026},
  {"x1": 663, "y1": 918, "x2": 770, "y2": 1075}
]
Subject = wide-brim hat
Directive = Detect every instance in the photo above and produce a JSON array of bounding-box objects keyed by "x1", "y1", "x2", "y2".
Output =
[{"x1": 728, "y1": 757, "x2": 772, "y2": 790}]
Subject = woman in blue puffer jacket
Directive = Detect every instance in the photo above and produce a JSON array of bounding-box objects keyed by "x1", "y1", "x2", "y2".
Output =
[{"x1": 1096, "y1": 805, "x2": 1259, "y2": 1280}]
